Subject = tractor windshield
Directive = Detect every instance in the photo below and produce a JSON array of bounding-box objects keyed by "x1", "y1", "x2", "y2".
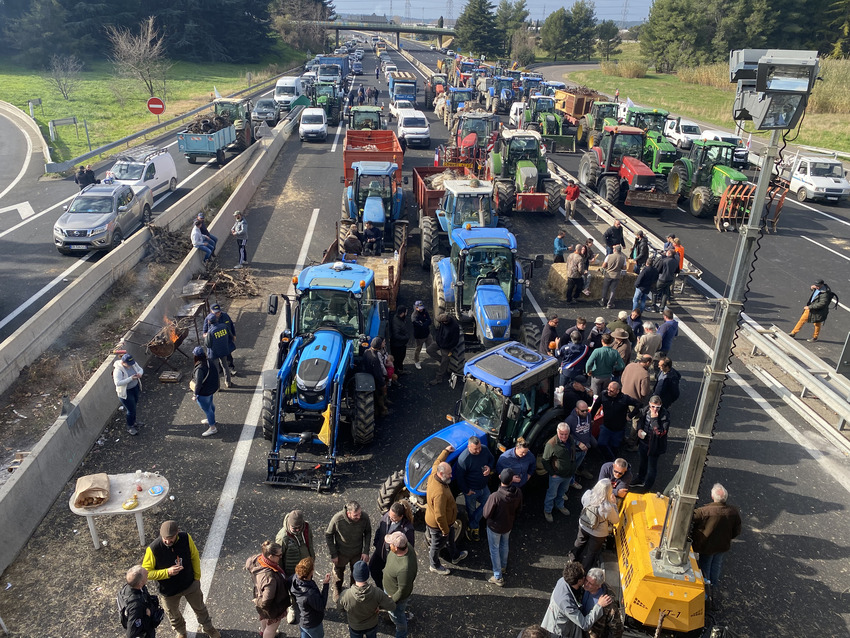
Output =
[
  {"x1": 450, "y1": 91, "x2": 472, "y2": 106},
  {"x1": 534, "y1": 97, "x2": 555, "y2": 113},
  {"x1": 495, "y1": 79, "x2": 513, "y2": 93},
  {"x1": 460, "y1": 117, "x2": 489, "y2": 138},
  {"x1": 452, "y1": 194, "x2": 494, "y2": 227},
  {"x1": 632, "y1": 112, "x2": 667, "y2": 133},
  {"x1": 460, "y1": 378, "x2": 504, "y2": 435},
  {"x1": 299, "y1": 290, "x2": 361, "y2": 337},
  {"x1": 214, "y1": 103, "x2": 240, "y2": 120},
  {"x1": 508, "y1": 136, "x2": 540, "y2": 161},
  {"x1": 316, "y1": 85, "x2": 335, "y2": 98},
  {"x1": 461, "y1": 246, "x2": 513, "y2": 307},
  {"x1": 602, "y1": 133, "x2": 644, "y2": 166},
  {"x1": 596, "y1": 104, "x2": 618, "y2": 120},
  {"x1": 702, "y1": 144, "x2": 734, "y2": 166},
  {"x1": 356, "y1": 175, "x2": 391, "y2": 208},
  {"x1": 353, "y1": 111, "x2": 381, "y2": 129}
]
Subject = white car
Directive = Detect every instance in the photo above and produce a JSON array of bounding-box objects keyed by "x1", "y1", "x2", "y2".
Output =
[
  {"x1": 299, "y1": 108, "x2": 328, "y2": 142},
  {"x1": 384, "y1": 64, "x2": 398, "y2": 79},
  {"x1": 447, "y1": 49, "x2": 455, "y2": 57},
  {"x1": 397, "y1": 110, "x2": 431, "y2": 148},
  {"x1": 429, "y1": 45, "x2": 436, "y2": 51},
  {"x1": 508, "y1": 102, "x2": 525, "y2": 129},
  {"x1": 106, "y1": 148, "x2": 177, "y2": 196},
  {"x1": 390, "y1": 99, "x2": 416, "y2": 120}
]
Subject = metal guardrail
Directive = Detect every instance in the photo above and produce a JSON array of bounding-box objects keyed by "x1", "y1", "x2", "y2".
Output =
[{"x1": 45, "y1": 63, "x2": 306, "y2": 173}]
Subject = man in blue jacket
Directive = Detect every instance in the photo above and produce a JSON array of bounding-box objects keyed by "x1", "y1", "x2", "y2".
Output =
[{"x1": 455, "y1": 435, "x2": 494, "y2": 542}]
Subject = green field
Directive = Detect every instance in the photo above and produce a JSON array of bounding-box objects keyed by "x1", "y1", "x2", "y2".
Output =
[{"x1": 0, "y1": 43, "x2": 304, "y2": 164}]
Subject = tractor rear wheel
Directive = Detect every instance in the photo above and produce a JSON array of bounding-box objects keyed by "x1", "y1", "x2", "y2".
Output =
[
  {"x1": 377, "y1": 469, "x2": 410, "y2": 514},
  {"x1": 578, "y1": 152, "x2": 600, "y2": 191},
  {"x1": 668, "y1": 165, "x2": 688, "y2": 198},
  {"x1": 329, "y1": 104, "x2": 340, "y2": 126},
  {"x1": 420, "y1": 216, "x2": 439, "y2": 269},
  {"x1": 545, "y1": 180, "x2": 562, "y2": 216},
  {"x1": 587, "y1": 131, "x2": 598, "y2": 148},
  {"x1": 576, "y1": 119, "x2": 587, "y2": 146},
  {"x1": 261, "y1": 388, "x2": 277, "y2": 441},
  {"x1": 517, "y1": 322, "x2": 542, "y2": 350},
  {"x1": 496, "y1": 181, "x2": 515, "y2": 215},
  {"x1": 393, "y1": 222, "x2": 407, "y2": 253},
  {"x1": 448, "y1": 341, "x2": 466, "y2": 377},
  {"x1": 655, "y1": 176, "x2": 669, "y2": 195},
  {"x1": 690, "y1": 186, "x2": 714, "y2": 218},
  {"x1": 352, "y1": 389, "x2": 375, "y2": 445},
  {"x1": 525, "y1": 408, "x2": 565, "y2": 468},
  {"x1": 338, "y1": 218, "x2": 355, "y2": 248},
  {"x1": 599, "y1": 176, "x2": 620, "y2": 203}
]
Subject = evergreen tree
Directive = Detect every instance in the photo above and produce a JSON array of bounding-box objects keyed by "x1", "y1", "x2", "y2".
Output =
[
  {"x1": 4, "y1": 0, "x2": 73, "y2": 66},
  {"x1": 596, "y1": 20, "x2": 622, "y2": 61},
  {"x1": 454, "y1": 0, "x2": 502, "y2": 57},
  {"x1": 496, "y1": 0, "x2": 530, "y2": 54},
  {"x1": 565, "y1": 0, "x2": 597, "y2": 61},
  {"x1": 640, "y1": 0, "x2": 701, "y2": 72},
  {"x1": 828, "y1": 0, "x2": 850, "y2": 57},
  {"x1": 540, "y1": 8, "x2": 569, "y2": 60}
]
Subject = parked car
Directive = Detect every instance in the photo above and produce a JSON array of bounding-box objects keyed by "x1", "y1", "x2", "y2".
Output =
[
  {"x1": 429, "y1": 44, "x2": 436, "y2": 51},
  {"x1": 397, "y1": 110, "x2": 431, "y2": 148},
  {"x1": 106, "y1": 148, "x2": 177, "y2": 197},
  {"x1": 252, "y1": 98, "x2": 283, "y2": 125},
  {"x1": 447, "y1": 49, "x2": 455, "y2": 57},
  {"x1": 299, "y1": 107, "x2": 328, "y2": 142},
  {"x1": 54, "y1": 183, "x2": 153, "y2": 254},
  {"x1": 384, "y1": 64, "x2": 399, "y2": 79},
  {"x1": 389, "y1": 99, "x2": 416, "y2": 120}
]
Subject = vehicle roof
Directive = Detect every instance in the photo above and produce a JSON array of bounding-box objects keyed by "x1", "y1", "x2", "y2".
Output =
[
  {"x1": 78, "y1": 184, "x2": 125, "y2": 196},
  {"x1": 276, "y1": 76, "x2": 300, "y2": 84},
  {"x1": 452, "y1": 226, "x2": 517, "y2": 249},
  {"x1": 400, "y1": 109, "x2": 428, "y2": 120},
  {"x1": 443, "y1": 179, "x2": 494, "y2": 195},
  {"x1": 602, "y1": 125, "x2": 644, "y2": 135},
  {"x1": 450, "y1": 86, "x2": 474, "y2": 92},
  {"x1": 301, "y1": 107, "x2": 326, "y2": 116},
  {"x1": 298, "y1": 261, "x2": 374, "y2": 292},
  {"x1": 501, "y1": 128, "x2": 543, "y2": 141},
  {"x1": 693, "y1": 138, "x2": 736, "y2": 148},
  {"x1": 352, "y1": 160, "x2": 399, "y2": 175},
  {"x1": 700, "y1": 129, "x2": 742, "y2": 139},
  {"x1": 465, "y1": 342, "x2": 559, "y2": 395},
  {"x1": 628, "y1": 106, "x2": 669, "y2": 114}
]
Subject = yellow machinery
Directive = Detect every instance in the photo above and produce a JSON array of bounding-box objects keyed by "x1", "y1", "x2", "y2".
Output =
[{"x1": 616, "y1": 493, "x2": 705, "y2": 633}]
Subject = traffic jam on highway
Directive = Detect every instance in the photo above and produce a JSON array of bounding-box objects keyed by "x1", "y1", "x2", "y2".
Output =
[{"x1": 2, "y1": 33, "x2": 850, "y2": 638}]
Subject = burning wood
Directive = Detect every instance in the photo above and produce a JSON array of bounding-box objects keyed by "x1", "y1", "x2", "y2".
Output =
[{"x1": 148, "y1": 317, "x2": 191, "y2": 349}]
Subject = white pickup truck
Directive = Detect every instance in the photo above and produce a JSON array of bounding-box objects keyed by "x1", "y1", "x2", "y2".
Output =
[
  {"x1": 663, "y1": 118, "x2": 702, "y2": 149},
  {"x1": 779, "y1": 154, "x2": 850, "y2": 204}
]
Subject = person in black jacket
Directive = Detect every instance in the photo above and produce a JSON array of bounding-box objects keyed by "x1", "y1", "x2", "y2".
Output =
[
  {"x1": 120, "y1": 565, "x2": 160, "y2": 638},
  {"x1": 191, "y1": 346, "x2": 220, "y2": 437},
  {"x1": 368, "y1": 502, "x2": 415, "y2": 588},
  {"x1": 603, "y1": 220, "x2": 625, "y2": 255},
  {"x1": 652, "y1": 250, "x2": 680, "y2": 312},
  {"x1": 411, "y1": 300, "x2": 433, "y2": 369},
  {"x1": 632, "y1": 256, "x2": 659, "y2": 313},
  {"x1": 634, "y1": 397, "x2": 671, "y2": 492},
  {"x1": 590, "y1": 381, "x2": 642, "y2": 461},
  {"x1": 290, "y1": 557, "x2": 330, "y2": 637},
  {"x1": 204, "y1": 319, "x2": 235, "y2": 388},
  {"x1": 362, "y1": 337, "x2": 388, "y2": 417},
  {"x1": 653, "y1": 357, "x2": 681, "y2": 409},
  {"x1": 482, "y1": 468, "x2": 523, "y2": 586},
  {"x1": 74, "y1": 165, "x2": 88, "y2": 190},
  {"x1": 426, "y1": 313, "x2": 461, "y2": 385},
  {"x1": 789, "y1": 279, "x2": 834, "y2": 342},
  {"x1": 631, "y1": 230, "x2": 649, "y2": 274},
  {"x1": 390, "y1": 305, "x2": 411, "y2": 373}
]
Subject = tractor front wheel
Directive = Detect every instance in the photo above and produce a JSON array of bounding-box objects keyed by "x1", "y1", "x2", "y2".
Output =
[
  {"x1": 420, "y1": 216, "x2": 439, "y2": 270},
  {"x1": 377, "y1": 469, "x2": 410, "y2": 514},
  {"x1": 352, "y1": 389, "x2": 375, "y2": 445},
  {"x1": 496, "y1": 181, "x2": 515, "y2": 215},
  {"x1": 338, "y1": 218, "x2": 355, "y2": 249},
  {"x1": 576, "y1": 119, "x2": 587, "y2": 146},
  {"x1": 690, "y1": 186, "x2": 714, "y2": 218},
  {"x1": 261, "y1": 389, "x2": 278, "y2": 441},
  {"x1": 432, "y1": 270, "x2": 447, "y2": 319},
  {"x1": 393, "y1": 222, "x2": 408, "y2": 253},
  {"x1": 517, "y1": 323, "x2": 542, "y2": 350},
  {"x1": 578, "y1": 152, "x2": 600, "y2": 191},
  {"x1": 668, "y1": 165, "x2": 688, "y2": 198}
]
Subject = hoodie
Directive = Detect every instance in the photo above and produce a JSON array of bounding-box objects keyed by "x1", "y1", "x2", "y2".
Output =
[
  {"x1": 483, "y1": 484, "x2": 523, "y2": 534},
  {"x1": 244, "y1": 554, "x2": 290, "y2": 621},
  {"x1": 338, "y1": 582, "x2": 395, "y2": 630},
  {"x1": 290, "y1": 576, "x2": 329, "y2": 629},
  {"x1": 275, "y1": 512, "x2": 315, "y2": 576},
  {"x1": 113, "y1": 360, "x2": 143, "y2": 399}
]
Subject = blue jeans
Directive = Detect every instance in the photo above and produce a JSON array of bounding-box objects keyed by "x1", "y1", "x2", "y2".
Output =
[
  {"x1": 195, "y1": 243, "x2": 213, "y2": 261},
  {"x1": 386, "y1": 595, "x2": 409, "y2": 638},
  {"x1": 301, "y1": 625, "x2": 325, "y2": 638},
  {"x1": 573, "y1": 449, "x2": 587, "y2": 485},
  {"x1": 196, "y1": 394, "x2": 216, "y2": 425},
  {"x1": 487, "y1": 528, "x2": 510, "y2": 579},
  {"x1": 633, "y1": 288, "x2": 649, "y2": 312},
  {"x1": 637, "y1": 444, "x2": 660, "y2": 490},
  {"x1": 698, "y1": 552, "x2": 725, "y2": 587},
  {"x1": 597, "y1": 426, "x2": 625, "y2": 461},
  {"x1": 544, "y1": 474, "x2": 571, "y2": 513},
  {"x1": 349, "y1": 626, "x2": 377, "y2": 638},
  {"x1": 465, "y1": 487, "x2": 490, "y2": 531},
  {"x1": 119, "y1": 384, "x2": 140, "y2": 427}
]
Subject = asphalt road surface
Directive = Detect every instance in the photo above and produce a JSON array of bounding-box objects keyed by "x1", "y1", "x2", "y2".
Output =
[{"x1": 1, "y1": 40, "x2": 849, "y2": 638}]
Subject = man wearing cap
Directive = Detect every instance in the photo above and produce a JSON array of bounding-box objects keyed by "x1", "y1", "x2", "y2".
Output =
[
  {"x1": 410, "y1": 300, "x2": 433, "y2": 370},
  {"x1": 230, "y1": 210, "x2": 248, "y2": 268},
  {"x1": 275, "y1": 509, "x2": 315, "y2": 624},
  {"x1": 191, "y1": 219, "x2": 214, "y2": 262},
  {"x1": 482, "y1": 468, "x2": 523, "y2": 586},
  {"x1": 790, "y1": 279, "x2": 834, "y2": 342},
  {"x1": 204, "y1": 316, "x2": 235, "y2": 388},
  {"x1": 142, "y1": 520, "x2": 221, "y2": 638},
  {"x1": 607, "y1": 311, "x2": 634, "y2": 344},
  {"x1": 540, "y1": 313, "x2": 559, "y2": 356},
  {"x1": 113, "y1": 353, "x2": 144, "y2": 436},
  {"x1": 338, "y1": 560, "x2": 395, "y2": 638},
  {"x1": 325, "y1": 501, "x2": 372, "y2": 603},
  {"x1": 600, "y1": 245, "x2": 627, "y2": 309},
  {"x1": 426, "y1": 313, "x2": 461, "y2": 386},
  {"x1": 204, "y1": 304, "x2": 238, "y2": 377},
  {"x1": 586, "y1": 317, "x2": 609, "y2": 352},
  {"x1": 383, "y1": 532, "x2": 418, "y2": 638},
  {"x1": 196, "y1": 212, "x2": 218, "y2": 250},
  {"x1": 585, "y1": 333, "x2": 625, "y2": 397},
  {"x1": 362, "y1": 337, "x2": 388, "y2": 417},
  {"x1": 631, "y1": 230, "x2": 649, "y2": 274}
]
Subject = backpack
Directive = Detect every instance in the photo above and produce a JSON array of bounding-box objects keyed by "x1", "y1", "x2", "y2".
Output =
[{"x1": 579, "y1": 505, "x2": 601, "y2": 530}]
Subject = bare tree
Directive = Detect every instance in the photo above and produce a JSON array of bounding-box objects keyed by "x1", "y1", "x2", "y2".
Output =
[
  {"x1": 47, "y1": 54, "x2": 83, "y2": 100},
  {"x1": 106, "y1": 16, "x2": 172, "y2": 98}
]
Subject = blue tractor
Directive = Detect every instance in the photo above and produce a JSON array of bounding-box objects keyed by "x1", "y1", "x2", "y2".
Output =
[
  {"x1": 339, "y1": 160, "x2": 409, "y2": 254},
  {"x1": 431, "y1": 226, "x2": 542, "y2": 351},
  {"x1": 263, "y1": 260, "x2": 387, "y2": 490},
  {"x1": 482, "y1": 76, "x2": 515, "y2": 114},
  {"x1": 439, "y1": 87, "x2": 475, "y2": 130},
  {"x1": 376, "y1": 341, "x2": 563, "y2": 515}
]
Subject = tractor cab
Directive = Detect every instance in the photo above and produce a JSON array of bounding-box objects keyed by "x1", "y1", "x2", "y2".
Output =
[
  {"x1": 599, "y1": 125, "x2": 645, "y2": 169},
  {"x1": 314, "y1": 82, "x2": 337, "y2": 102},
  {"x1": 348, "y1": 106, "x2": 384, "y2": 130},
  {"x1": 529, "y1": 95, "x2": 556, "y2": 118},
  {"x1": 690, "y1": 140, "x2": 738, "y2": 175},
  {"x1": 493, "y1": 77, "x2": 514, "y2": 97},
  {"x1": 540, "y1": 81, "x2": 566, "y2": 96},
  {"x1": 449, "y1": 227, "x2": 519, "y2": 317},
  {"x1": 437, "y1": 179, "x2": 497, "y2": 233},
  {"x1": 519, "y1": 74, "x2": 543, "y2": 97},
  {"x1": 348, "y1": 161, "x2": 402, "y2": 234},
  {"x1": 453, "y1": 111, "x2": 499, "y2": 149},
  {"x1": 623, "y1": 107, "x2": 669, "y2": 135},
  {"x1": 448, "y1": 87, "x2": 475, "y2": 110}
]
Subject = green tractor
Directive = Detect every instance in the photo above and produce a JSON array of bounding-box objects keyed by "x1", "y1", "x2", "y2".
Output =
[
  {"x1": 621, "y1": 106, "x2": 678, "y2": 179},
  {"x1": 576, "y1": 101, "x2": 619, "y2": 149},
  {"x1": 311, "y1": 81, "x2": 341, "y2": 126},
  {"x1": 667, "y1": 140, "x2": 754, "y2": 218},
  {"x1": 347, "y1": 105, "x2": 385, "y2": 131},
  {"x1": 521, "y1": 95, "x2": 574, "y2": 152},
  {"x1": 486, "y1": 129, "x2": 562, "y2": 216}
]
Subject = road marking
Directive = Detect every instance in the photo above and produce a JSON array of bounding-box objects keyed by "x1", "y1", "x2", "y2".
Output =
[
  {"x1": 331, "y1": 113, "x2": 347, "y2": 153},
  {"x1": 0, "y1": 254, "x2": 94, "y2": 332},
  {"x1": 800, "y1": 234, "x2": 850, "y2": 262},
  {"x1": 0, "y1": 201, "x2": 36, "y2": 219},
  {"x1": 0, "y1": 194, "x2": 76, "y2": 240},
  {"x1": 0, "y1": 115, "x2": 33, "y2": 203},
  {"x1": 187, "y1": 207, "x2": 321, "y2": 637},
  {"x1": 797, "y1": 200, "x2": 850, "y2": 227}
]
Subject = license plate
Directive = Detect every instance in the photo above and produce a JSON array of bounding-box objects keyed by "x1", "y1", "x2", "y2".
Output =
[
  {"x1": 827, "y1": 197, "x2": 838, "y2": 201},
  {"x1": 70, "y1": 245, "x2": 87, "y2": 250}
]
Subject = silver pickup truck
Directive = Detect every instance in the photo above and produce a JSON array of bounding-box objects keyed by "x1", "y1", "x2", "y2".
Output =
[{"x1": 53, "y1": 183, "x2": 153, "y2": 255}]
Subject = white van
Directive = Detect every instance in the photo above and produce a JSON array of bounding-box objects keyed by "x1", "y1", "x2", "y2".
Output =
[
  {"x1": 508, "y1": 102, "x2": 525, "y2": 129},
  {"x1": 274, "y1": 76, "x2": 303, "y2": 110},
  {"x1": 299, "y1": 108, "x2": 328, "y2": 142},
  {"x1": 398, "y1": 110, "x2": 431, "y2": 148},
  {"x1": 106, "y1": 148, "x2": 177, "y2": 196}
]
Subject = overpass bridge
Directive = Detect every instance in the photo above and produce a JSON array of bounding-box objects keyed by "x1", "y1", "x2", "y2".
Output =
[{"x1": 296, "y1": 20, "x2": 456, "y2": 48}]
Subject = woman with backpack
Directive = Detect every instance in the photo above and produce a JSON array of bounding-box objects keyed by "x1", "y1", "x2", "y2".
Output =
[
  {"x1": 568, "y1": 479, "x2": 619, "y2": 573},
  {"x1": 245, "y1": 540, "x2": 291, "y2": 638}
]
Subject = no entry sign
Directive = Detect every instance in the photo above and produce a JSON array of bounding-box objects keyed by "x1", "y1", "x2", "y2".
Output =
[{"x1": 147, "y1": 97, "x2": 165, "y2": 115}]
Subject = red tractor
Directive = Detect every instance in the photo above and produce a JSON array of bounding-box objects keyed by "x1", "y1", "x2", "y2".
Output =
[{"x1": 577, "y1": 125, "x2": 679, "y2": 209}]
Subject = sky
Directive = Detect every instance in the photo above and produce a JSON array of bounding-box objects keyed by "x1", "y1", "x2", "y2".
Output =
[{"x1": 333, "y1": 0, "x2": 654, "y2": 25}]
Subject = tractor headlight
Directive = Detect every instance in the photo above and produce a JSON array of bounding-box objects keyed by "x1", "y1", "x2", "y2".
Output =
[
  {"x1": 313, "y1": 377, "x2": 329, "y2": 392},
  {"x1": 484, "y1": 325, "x2": 494, "y2": 340}
]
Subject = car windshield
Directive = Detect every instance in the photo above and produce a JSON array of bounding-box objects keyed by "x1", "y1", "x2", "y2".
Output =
[
  {"x1": 460, "y1": 379, "x2": 503, "y2": 434},
  {"x1": 810, "y1": 162, "x2": 843, "y2": 178},
  {"x1": 462, "y1": 246, "x2": 513, "y2": 306},
  {"x1": 396, "y1": 101, "x2": 413, "y2": 110},
  {"x1": 302, "y1": 114, "x2": 324, "y2": 124},
  {"x1": 276, "y1": 86, "x2": 296, "y2": 96},
  {"x1": 403, "y1": 117, "x2": 428, "y2": 128},
  {"x1": 68, "y1": 196, "x2": 114, "y2": 214},
  {"x1": 111, "y1": 162, "x2": 144, "y2": 180},
  {"x1": 256, "y1": 99, "x2": 275, "y2": 109},
  {"x1": 298, "y1": 290, "x2": 360, "y2": 336}
]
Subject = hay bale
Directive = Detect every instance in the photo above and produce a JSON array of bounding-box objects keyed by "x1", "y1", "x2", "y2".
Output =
[
  {"x1": 547, "y1": 263, "x2": 569, "y2": 298},
  {"x1": 548, "y1": 263, "x2": 637, "y2": 301}
]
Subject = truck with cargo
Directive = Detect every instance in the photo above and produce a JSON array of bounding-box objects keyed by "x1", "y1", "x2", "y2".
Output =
[
  {"x1": 317, "y1": 55, "x2": 350, "y2": 83},
  {"x1": 176, "y1": 98, "x2": 253, "y2": 165},
  {"x1": 553, "y1": 86, "x2": 601, "y2": 126},
  {"x1": 776, "y1": 153, "x2": 850, "y2": 204},
  {"x1": 341, "y1": 129, "x2": 405, "y2": 187},
  {"x1": 387, "y1": 71, "x2": 418, "y2": 109}
]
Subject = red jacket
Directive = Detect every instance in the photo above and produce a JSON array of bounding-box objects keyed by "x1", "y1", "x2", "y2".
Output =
[{"x1": 564, "y1": 184, "x2": 580, "y2": 202}]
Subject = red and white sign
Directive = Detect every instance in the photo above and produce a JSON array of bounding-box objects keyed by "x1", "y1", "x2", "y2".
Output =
[{"x1": 147, "y1": 97, "x2": 165, "y2": 115}]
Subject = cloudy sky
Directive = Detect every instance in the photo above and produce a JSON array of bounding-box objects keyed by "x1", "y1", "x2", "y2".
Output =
[{"x1": 333, "y1": 0, "x2": 653, "y2": 25}]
